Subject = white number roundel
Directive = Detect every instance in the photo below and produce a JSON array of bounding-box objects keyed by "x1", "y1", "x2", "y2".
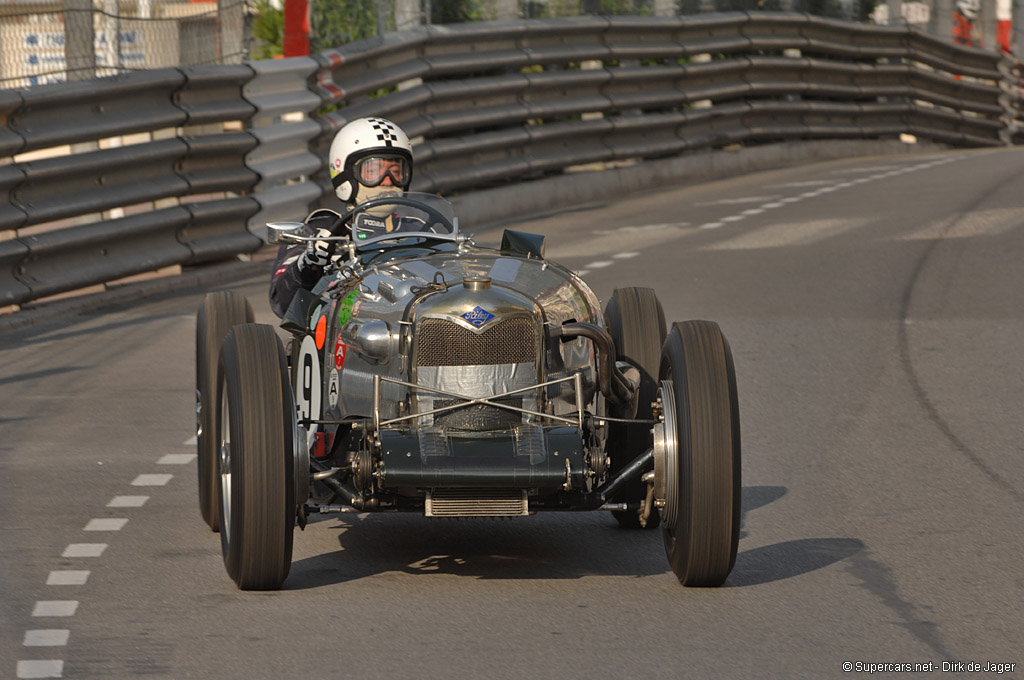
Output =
[{"x1": 296, "y1": 335, "x2": 321, "y2": 448}]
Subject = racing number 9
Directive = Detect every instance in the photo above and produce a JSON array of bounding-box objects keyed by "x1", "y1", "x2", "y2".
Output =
[{"x1": 296, "y1": 336, "x2": 322, "y2": 447}]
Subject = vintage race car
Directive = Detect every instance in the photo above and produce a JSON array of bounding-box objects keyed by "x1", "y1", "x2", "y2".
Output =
[{"x1": 195, "y1": 192, "x2": 741, "y2": 590}]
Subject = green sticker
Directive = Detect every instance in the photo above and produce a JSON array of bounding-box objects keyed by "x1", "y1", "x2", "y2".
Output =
[{"x1": 337, "y1": 290, "x2": 358, "y2": 325}]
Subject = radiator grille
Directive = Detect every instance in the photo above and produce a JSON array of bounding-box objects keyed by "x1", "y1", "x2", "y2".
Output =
[
  {"x1": 415, "y1": 316, "x2": 536, "y2": 367},
  {"x1": 426, "y1": 489, "x2": 529, "y2": 517}
]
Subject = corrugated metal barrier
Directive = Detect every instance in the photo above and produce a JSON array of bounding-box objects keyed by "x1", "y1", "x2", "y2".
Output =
[{"x1": 1, "y1": 12, "x2": 1022, "y2": 309}]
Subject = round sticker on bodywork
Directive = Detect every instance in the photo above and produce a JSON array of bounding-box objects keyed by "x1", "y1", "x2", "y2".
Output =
[{"x1": 337, "y1": 290, "x2": 358, "y2": 326}]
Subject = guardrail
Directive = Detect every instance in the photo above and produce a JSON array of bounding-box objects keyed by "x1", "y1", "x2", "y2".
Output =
[{"x1": 1, "y1": 12, "x2": 1021, "y2": 309}]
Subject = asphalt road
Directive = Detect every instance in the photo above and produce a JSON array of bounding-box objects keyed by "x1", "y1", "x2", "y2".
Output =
[{"x1": 2, "y1": 146, "x2": 1022, "y2": 679}]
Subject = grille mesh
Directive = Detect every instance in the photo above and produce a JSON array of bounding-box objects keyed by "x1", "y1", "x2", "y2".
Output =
[
  {"x1": 426, "y1": 489, "x2": 529, "y2": 517},
  {"x1": 415, "y1": 317, "x2": 536, "y2": 367}
]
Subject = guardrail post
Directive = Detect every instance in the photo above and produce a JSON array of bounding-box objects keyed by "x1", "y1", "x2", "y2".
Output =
[{"x1": 64, "y1": 0, "x2": 96, "y2": 81}]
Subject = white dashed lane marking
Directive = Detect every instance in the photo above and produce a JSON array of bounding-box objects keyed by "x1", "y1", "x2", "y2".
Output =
[
  {"x1": 612, "y1": 252, "x2": 640, "y2": 259},
  {"x1": 19, "y1": 443, "x2": 192, "y2": 678},
  {"x1": 183, "y1": 435, "x2": 197, "y2": 446},
  {"x1": 23, "y1": 630, "x2": 70, "y2": 647},
  {"x1": 107, "y1": 495, "x2": 148, "y2": 507},
  {"x1": 46, "y1": 572, "x2": 89, "y2": 586},
  {"x1": 570, "y1": 155, "x2": 968, "y2": 272},
  {"x1": 84, "y1": 518, "x2": 128, "y2": 531},
  {"x1": 131, "y1": 474, "x2": 173, "y2": 486},
  {"x1": 16, "y1": 660, "x2": 63, "y2": 678},
  {"x1": 31, "y1": 602, "x2": 78, "y2": 618},
  {"x1": 61, "y1": 544, "x2": 107, "y2": 558},
  {"x1": 158, "y1": 453, "x2": 196, "y2": 465}
]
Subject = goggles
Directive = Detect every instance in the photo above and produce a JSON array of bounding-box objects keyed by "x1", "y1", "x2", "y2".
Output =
[{"x1": 354, "y1": 155, "x2": 410, "y2": 187}]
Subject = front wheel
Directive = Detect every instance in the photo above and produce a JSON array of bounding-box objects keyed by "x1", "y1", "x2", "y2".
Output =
[
  {"x1": 216, "y1": 323, "x2": 295, "y2": 590},
  {"x1": 656, "y1": 321, "x2": 741, "y2": 587}
]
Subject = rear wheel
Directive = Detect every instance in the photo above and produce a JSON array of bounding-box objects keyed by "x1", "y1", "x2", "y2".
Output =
[
  {"x1": 195, "y1": 291, "x2": 253, "y2": 531},
  {"x1": 216, "y1": 323, "x2": 295, "y2": 590},
  {"x1": 657, "y1": 321, "x2": 741, "y2": 586},
  {"x1": 604, "y1": 287, "x2": 666, "y2": 529}
]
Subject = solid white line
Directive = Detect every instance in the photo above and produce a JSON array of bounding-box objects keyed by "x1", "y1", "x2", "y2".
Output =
[
  {"x1": 46, "y1": 571, "x2": 89, "y2": 586},
  {"x1": 612, "y1": 252, "x2": 640, "y2": 259},
  {"x1": 107, "y1": 496, "x2": 148, "y2": 508},
  {"x1": 183, "y1": 435, "x2": 197, "y2": 446},
  {"x1": 131, "y1": 474, "x2": 173, "y2": 486},
  {"x1": 62, "y1": 544, "x2": 107, "y2": 558},
  {"x1": 16, "y1": 660, "x2": 63, "y2": 678},
  {"x1": 84, "y1": 518, "x2": 128, "y2": 531},
  {"x1": 780, "y1": 197, "x2": 801, "y2": 203},
  {"x1": 158, "y1": 453, "x2": 196, "y2": 465},
  {"x1": 31, "y1": 602, "x2": 78, "y2": 617},
  {"x1": 584, "y1": 261, "x2": 613, "y2": 269},
  {"x1": 23, "y1": 630, "x2": 70, "y2": 647}
]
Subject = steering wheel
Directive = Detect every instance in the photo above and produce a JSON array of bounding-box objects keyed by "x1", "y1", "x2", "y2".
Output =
[{"x1": 329, "y1": 195, "x2": 456, "y2": 239}]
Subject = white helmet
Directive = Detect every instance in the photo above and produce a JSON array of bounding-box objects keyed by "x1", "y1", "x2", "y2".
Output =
[{"x1": 327, "y1": 117, "x2": 414, "y2": 204}]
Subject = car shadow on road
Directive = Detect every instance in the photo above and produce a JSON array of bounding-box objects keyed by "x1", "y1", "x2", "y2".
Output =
[
  {"x1": 285, "y1": 485, "x2": 794, "y2": 590},
  {"x1": 726, "y1": 537, "x2": 866, "y2": 587},
  {"x1": 728, "y1": 484, "x2": 866, "y2": 586}
]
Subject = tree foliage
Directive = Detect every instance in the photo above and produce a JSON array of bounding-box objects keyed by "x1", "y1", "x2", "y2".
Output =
[
  {"x1": 251, "y1": 0, "x2": 284, "y2": 59},
  {"x1": 311, "y1": 0, "x2": 385, "y2": 52}
]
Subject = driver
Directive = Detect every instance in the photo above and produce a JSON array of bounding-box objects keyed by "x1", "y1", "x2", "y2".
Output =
[{"x1": 269, "y1": 117, "x2": 414, "y2": 317}]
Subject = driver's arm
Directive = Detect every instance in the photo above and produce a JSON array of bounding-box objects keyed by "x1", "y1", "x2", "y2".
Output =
[{"x1": 268, "y1": 209, "x2": 340, "y2": 318}]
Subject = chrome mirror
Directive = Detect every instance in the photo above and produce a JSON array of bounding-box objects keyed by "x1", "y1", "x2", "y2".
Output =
[{"x1": 266, "y1": 221, "x2": 306, "y2": 245}]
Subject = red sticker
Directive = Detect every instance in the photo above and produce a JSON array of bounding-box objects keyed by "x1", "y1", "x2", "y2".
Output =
[
  {"x1": 273, "y1": 266, "x2": 288, "y2": 278},
  {"x1": 334, "y1": 334, "x2": 347, "y2": 370},
  {"x1": 315, "y1": 314, "x2": 327, "y2": 350}
]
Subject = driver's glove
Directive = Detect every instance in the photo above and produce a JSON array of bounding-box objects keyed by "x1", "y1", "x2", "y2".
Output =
[{"x1": 297, "y1": 228, "x2": 334, "y2": 271}]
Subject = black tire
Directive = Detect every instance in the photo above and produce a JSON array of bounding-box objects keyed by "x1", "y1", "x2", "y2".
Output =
[
  {"x1": 216, "y1": 323, "x2": 295, "y2": 590},
  {"x1": 195, "y1": 292, "x2": 254, "y2": 531},
  {"x1": 659, "y1": 321, "x2": 741, "y2": 587},
  {"x1": 605, "y1": 287, "x2": 667, "y2": 529}
]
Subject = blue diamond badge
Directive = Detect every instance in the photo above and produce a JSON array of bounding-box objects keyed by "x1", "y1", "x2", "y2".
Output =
[{"x1": 461, "y1": 306, "x2": 495, "y2": 327}]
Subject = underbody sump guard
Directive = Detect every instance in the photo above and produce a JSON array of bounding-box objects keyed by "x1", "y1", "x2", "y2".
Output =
[{"x1": 376, "y1": 425, "x2": 588, "y2": 490}]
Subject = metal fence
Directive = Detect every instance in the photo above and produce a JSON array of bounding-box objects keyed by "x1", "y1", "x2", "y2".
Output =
[
  {"x1": 1, "y1": 13, "x2": 1022, "y2": 310},
  {"x1": 0, "y1": 0, "x2": 249, "y2": 88},
  {"x1": 305, "y1": 0, "x2": 1013, "y2": 54}
]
